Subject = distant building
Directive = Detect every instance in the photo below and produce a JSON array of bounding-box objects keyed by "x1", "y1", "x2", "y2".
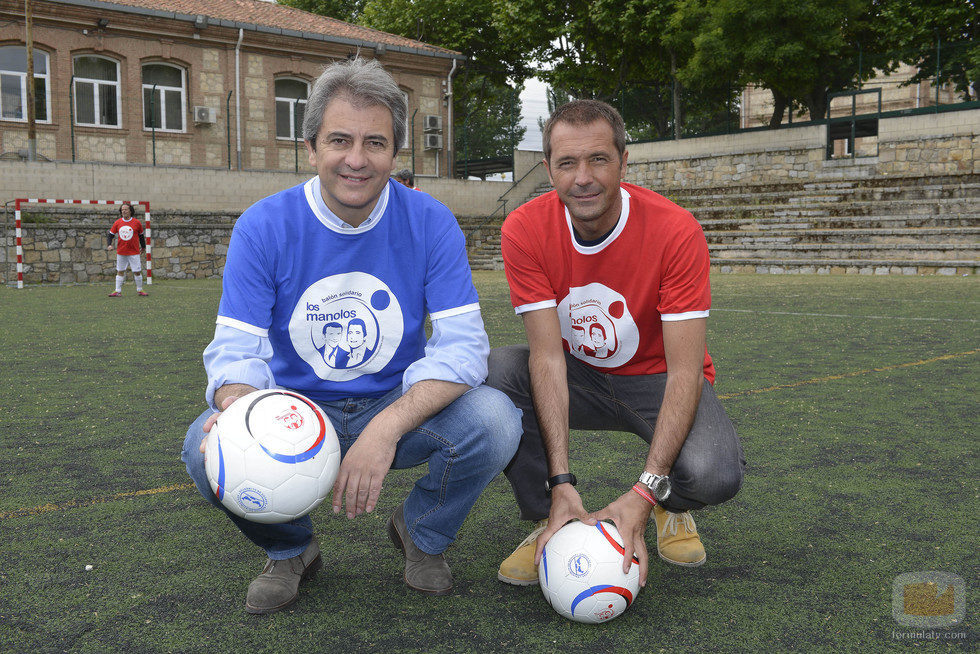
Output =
[
  {"x1": 0, "y1": 0, "x2": 462, "y2": 175},
  {"x1": 740, "y1": 63, "x2": 963, "y2": 129}
]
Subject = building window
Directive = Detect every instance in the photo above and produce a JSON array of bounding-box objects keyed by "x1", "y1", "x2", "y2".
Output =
[
  {"x1": 275, "y1": 78, "x2": 308, "y2": 140},
  {"x1": 0, "y1": 46, "x2": 50, "y2": 122},
  {"x1": 142, "y1": 63, "x2": 185, "y2": 132},
  {"x1": 73, "y1": 55, "x2": 120, "y2": 127}
]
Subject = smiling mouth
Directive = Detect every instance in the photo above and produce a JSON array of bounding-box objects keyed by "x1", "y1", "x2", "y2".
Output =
[{"x1": 340, "y1": 173, "x2": 371, "y2": 183}]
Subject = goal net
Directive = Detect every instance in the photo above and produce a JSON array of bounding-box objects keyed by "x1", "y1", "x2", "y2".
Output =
[{"x1": 12, "y1": 198, "x2": 152, "y2": 289}]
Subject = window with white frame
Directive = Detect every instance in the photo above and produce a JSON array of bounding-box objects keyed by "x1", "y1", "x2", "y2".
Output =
[
  {"x1": 275, "y1": 78, "x2": 308, "y2": 140},
  {"x1": 0, "y1": 46, "x2": 51, "y2": 122},
  {"x1": 73, "y1": 55, "x2": 120, "y2": 127},
  {"x1": 142, "y1": 63, "x2": 185, "y2": 132}
]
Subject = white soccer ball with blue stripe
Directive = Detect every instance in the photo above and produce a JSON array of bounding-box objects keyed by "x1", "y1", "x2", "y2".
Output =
[
  {"x1": 538, "y1": 520, "x2": 641, "y2": 623},
  {"x1": 204, "y1": 389, "x2": 340, "y2": 523}
]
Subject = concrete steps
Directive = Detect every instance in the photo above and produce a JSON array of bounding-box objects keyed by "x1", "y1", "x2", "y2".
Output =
[
  {"x1": 706, "y1": 227, "x2": 980, "y2": 245},
  {"x1": 709, "y1": 242, "x2": 978, "y2": 260},
  {"x1": 465, "y1": 171, "x2": 980, "y2": 275}
]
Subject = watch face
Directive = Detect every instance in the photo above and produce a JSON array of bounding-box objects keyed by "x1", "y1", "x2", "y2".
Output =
[{"x1": 653, "y1": 477, "x2": 671, "y2": 500}]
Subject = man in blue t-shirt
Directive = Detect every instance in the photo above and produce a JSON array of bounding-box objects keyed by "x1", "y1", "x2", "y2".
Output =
[{"x1": 181, "y1": 58, "x2": 521, "y2": 615}]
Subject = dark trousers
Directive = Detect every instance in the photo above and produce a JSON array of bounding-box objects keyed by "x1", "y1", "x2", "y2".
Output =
[{"x1": 487, "y1": 345, "x2": 746, "y2": 520}]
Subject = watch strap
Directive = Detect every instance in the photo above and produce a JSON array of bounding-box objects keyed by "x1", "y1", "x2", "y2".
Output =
[{"x1": 545, "y1": 473, "x2": 577, "y2": 491}]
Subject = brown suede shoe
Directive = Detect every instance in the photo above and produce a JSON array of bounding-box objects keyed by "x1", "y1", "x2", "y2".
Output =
[
  {"x1": 245, "y1": 537, "x2": 322, "y2": 615},
  {"x1": 387, "y1": 503, "x2": 453, "y2": 595}
]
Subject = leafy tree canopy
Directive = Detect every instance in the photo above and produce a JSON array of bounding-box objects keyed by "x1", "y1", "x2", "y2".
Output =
[
  {"x1": 880, "y1": 0, "x2": 979, "y2": 100},
  {"x1": 277, "y1": 0, "x2": 365, "y2": 25}
]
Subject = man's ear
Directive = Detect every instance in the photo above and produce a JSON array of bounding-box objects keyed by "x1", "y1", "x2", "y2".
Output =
[{"x1": 305, "y1": 139, "x2": 317, "y2": 166}]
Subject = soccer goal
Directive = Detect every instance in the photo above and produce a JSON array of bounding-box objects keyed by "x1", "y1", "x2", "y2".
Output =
[{"x1": 12, "y1": 198, "x2": 152, "y2": 289}]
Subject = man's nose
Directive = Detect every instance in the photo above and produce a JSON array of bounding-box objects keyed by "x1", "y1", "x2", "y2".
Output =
[
  {"x1": 345, "y1": 142, "x2": 367, "y2": 169},
  {"x1": 573, "y1": 162, "x2": 593, "y2": 186}
]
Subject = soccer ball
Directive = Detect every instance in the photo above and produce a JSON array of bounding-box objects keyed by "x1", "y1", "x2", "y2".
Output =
[
  {"x1": 204, "y1": 389, "x2": 341, "y2": 523},
  {"x1": 538, "y1": 520, "x2": 641, "y2": 623}
]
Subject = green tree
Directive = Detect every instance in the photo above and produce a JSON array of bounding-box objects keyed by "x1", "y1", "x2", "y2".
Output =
[
  {"x1": 496, "y1": 0, "x2": 674, "y2": 100},
  {"x1": 277, "y1": 0, "x2": 365, "y2": 24},
  {"x1": 677, "y1": 0, "x2": 899, "y2": 126},
  {"x1": 497, "y1": 0, "x2": 735, "y2": 140},
  {"x1": 359, "y1": 0, "x2": 528, "y2": 164},
  {"x1": 881, "y1": 0, "x2": 979, "y2": 101}
]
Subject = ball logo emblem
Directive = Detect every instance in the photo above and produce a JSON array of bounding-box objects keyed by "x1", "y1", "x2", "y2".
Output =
[
  {"x1": 237, "y1": 487, "x2": 268, "y2": 512},
  {"x1": 119, "y1": 225, "x2": 134, "y2": 241},
  {"x1": 275, "y1": 405, "x2": 304, "y2": 430},
  {"x1": 596, "y1": 605, "x2": 615, "y2": 621},
  {"x1": 568, "y1": 553, "x2": 592, "y2": 578}
]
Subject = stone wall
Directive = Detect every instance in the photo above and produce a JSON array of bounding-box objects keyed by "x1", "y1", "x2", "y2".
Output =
[
  {"x1": 1, "y1": 209, "x2": 235, "y2": 285},
  {"x1": 625, "y1": 108, "x2": 979, "y2": 189}
]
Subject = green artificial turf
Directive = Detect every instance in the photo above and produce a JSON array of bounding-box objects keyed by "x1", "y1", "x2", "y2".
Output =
[{"x1": 0, "y1": 273, "x2": 976, "y2": 653}]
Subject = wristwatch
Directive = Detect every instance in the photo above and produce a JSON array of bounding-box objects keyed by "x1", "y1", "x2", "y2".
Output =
[
  {"x1": 638, "y1": 471, "x2": 672, "y2": 503},
  {"x1": 545, "y1": 473, "x2": 577, "y2": 493}
]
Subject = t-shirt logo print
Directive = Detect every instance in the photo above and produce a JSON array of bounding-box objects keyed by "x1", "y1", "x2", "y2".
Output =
[
  {"x1": 558, "y1": 283, "x2": 639, "y2": 369},
  {"x1": 289, "y1": 272, "x2": 404, "y2": 382},
  {"x1": 119, "y1": 225, "x2": 134, "y2": 241}
]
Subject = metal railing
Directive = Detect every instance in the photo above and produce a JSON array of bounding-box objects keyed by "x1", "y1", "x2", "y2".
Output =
[{"x1": 462, "y1": 160, "x2": 544, "y2": 241}]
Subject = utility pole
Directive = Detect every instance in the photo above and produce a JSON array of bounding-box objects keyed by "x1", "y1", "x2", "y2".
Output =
[{"x1": 25, "y1": 0, "x2": 37, "y2": 161}]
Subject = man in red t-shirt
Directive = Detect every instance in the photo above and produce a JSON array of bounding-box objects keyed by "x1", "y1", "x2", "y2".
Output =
[
  {"x1": 488, "y1": 100, "x2": 744, "y2": 587},
  {"x1": 106, "y1": 202, "x2": 147, "y2": 297}
]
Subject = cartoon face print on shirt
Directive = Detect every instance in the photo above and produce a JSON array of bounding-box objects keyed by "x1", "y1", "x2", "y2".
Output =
[
  {"x1": 289, "y1": 272, "x2": 404, "y2": 381},
  {"x1": 557, "y1": 283, "x2": 639, "y2": 368}
]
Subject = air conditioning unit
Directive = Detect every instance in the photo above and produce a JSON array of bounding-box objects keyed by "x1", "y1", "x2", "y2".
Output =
[
  {"x1": 423, "y1": 114, "x2": 443, "y2": 132},
  {"x1": 424, "y1": 133, "x2": 443, "y2": 150},
  {"x1": 193, "y1": 106, "x2": 216, "y2": 124}
]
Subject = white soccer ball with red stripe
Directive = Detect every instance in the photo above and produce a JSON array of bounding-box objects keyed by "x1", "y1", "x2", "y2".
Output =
[
  {"x1": 204, "y1": 389, "x2": 340, "y2": 523},
  {"x1": 538, "y1": 520, "x2": 641, "y2": 623}
]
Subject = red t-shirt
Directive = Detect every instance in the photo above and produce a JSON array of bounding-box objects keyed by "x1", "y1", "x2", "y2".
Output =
[
  {"x1": 110, "y1": 217, "x2": 144, "y2": 256},
  {"x1": 501, "y1": 182, "x2": 715, "y2": 382}
]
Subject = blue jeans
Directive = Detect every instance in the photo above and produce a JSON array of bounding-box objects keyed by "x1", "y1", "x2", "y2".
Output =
[{"x1": 182, "y1": 385, "x2": 521, "y2": 559}]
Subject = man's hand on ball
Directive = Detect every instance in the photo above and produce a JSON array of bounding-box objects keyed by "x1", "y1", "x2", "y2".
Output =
[
  {"x1": 590, "y1": 491, "x2": 653, "y2": 586},
  {"x1": 198, "y1": 385, "x2": 257, "y2": 453},
  {"x1": 534, "y1": 484, "x2": 594, "y2": 564}
]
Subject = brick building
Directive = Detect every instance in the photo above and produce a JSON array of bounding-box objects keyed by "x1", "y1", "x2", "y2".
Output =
[{"x1": 0, "y1": 0, "x2": 463, "y2": 176}]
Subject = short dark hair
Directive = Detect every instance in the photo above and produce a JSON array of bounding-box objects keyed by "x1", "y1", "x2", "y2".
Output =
[
  {"x1": 589, "y1": 322, "x2": 606, "y2": 338},
  {"x1": 395, "y1": 169, "x2": 414, "y2": 185},
  {"x1": 542, "y1": 99, "x2": 626, "y2": 163},
  {"x1": 347, "y1": 318, "x2": 367, "y2": 334}
]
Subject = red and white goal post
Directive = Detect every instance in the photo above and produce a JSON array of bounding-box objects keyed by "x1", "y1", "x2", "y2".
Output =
[{"x1": 12, "y1": 198, "x2": 152, "y2": 289}]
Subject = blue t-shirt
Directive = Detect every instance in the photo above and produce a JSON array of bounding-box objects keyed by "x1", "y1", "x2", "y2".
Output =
[{"x1": 216, "y1": 177, "x2": 479, "y2": 403}]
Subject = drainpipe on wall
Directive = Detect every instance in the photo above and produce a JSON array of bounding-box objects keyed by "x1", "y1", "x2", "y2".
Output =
[
  {"x1": 445, "y1": 58, "x2": 457, "y2": 177},
  {"x1": 235, "y1": 28, "x2": 243, "y2": 170}
]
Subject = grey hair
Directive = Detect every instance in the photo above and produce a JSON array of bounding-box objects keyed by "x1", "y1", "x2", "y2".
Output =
[{"x1": 303, "y1": 58, "x2": 407, "y2": 154}]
